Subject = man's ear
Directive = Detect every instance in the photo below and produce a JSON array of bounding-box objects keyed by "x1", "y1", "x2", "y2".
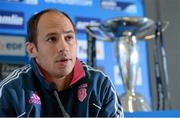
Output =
[{"x1": 25, "y1": 42, "x2": 37, "y2": 58}]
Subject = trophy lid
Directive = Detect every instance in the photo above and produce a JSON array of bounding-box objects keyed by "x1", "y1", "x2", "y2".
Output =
[
  {"x1": 85, "y1": 17, "x2": 169, "y2": 41},
  {"x1": 100, "y1": 17, "x2": 156, "y2": 40}
]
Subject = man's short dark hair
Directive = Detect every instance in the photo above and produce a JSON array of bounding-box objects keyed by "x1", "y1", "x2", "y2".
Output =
[{"x1": 27, "y1": 8, "x2": 76, "y2": 46}]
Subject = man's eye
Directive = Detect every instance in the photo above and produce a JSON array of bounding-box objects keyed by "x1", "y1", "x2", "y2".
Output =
[
  {"x1": 47, "y1": 37, "x2": 57, "y2": 42},
  {"x1": 65, "y1": 35, "x2": 74, "y2": 41}
]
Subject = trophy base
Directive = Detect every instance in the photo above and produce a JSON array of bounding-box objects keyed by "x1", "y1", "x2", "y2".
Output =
[{"x1": 120, "y1": 91, "x2": 152, "y2": 112}]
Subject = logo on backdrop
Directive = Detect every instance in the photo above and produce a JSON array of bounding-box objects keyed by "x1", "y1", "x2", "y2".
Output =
[
  {"x1": 77, "y1": 39, "x2": 104, "y2": 60},
  {"x1": 75, "y1": 17, "x2": 101, "y2": 33},
  {"x1": 101, "y1": 0, "x2": 137, "y2": 14},
  {"x1": 45, "y1": 0, "x2": 93, "y2": 6},
  {"x1": 0, "y1": 35, "x2": 26, "y2": 56},
  {"x1": 0, "y1": 10, "x2": 24, "y2": 29},
  {"x1": 1, "y1": 0, "x2": 38, "y2": 5}
]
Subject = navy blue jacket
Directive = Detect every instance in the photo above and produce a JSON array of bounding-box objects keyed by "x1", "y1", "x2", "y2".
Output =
[{"x1": 0, "y1": 58, "x2": 123, "y2": 117}]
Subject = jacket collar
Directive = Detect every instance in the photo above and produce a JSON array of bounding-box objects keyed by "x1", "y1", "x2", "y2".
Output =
[{"x1": 70, "y1": 58, "x2": 85, "y2": 86}]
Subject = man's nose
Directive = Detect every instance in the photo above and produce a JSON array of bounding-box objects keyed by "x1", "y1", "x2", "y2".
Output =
[{"x1": 57, "y1": 37, "x2": 68, "y2": 52}]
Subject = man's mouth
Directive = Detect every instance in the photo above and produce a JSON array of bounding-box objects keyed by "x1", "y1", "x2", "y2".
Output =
[
  {"x1": 56, "y1": 58, "x2": 72, "y2": 63},
  {"x1": 60, "y1": 58, "x2": 68, "y2": 62}
]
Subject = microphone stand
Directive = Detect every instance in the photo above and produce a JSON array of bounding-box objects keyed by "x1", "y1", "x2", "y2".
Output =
[{"x1": 50, "y1": 83, "x2": 70, "y2": 117}]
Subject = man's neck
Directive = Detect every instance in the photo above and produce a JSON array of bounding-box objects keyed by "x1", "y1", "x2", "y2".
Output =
[{"x1": 52, "y1": 72, "x2": 73, "y2": 91}]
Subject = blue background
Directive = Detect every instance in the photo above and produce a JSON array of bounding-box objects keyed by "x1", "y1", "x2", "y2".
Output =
[{"x1": 0, "y1": 0, "x2": 152, "y2": 107}]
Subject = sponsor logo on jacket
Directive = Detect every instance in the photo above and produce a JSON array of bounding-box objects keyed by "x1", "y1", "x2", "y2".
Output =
[{"x1": 28, "y1": 92, "x2": 41, "y2": 105}]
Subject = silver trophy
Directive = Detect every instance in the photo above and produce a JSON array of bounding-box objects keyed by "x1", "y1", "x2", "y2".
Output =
[{"x1": 86, "y1": 17, "x2": 170, "y2": 112}]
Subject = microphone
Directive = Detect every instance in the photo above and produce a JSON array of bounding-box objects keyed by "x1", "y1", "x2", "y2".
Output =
[{"x1": 50, "y1": 83, "x2": 70, "y2": 117}]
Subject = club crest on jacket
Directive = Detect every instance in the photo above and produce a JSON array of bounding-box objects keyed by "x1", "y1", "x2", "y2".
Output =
[{"x1": 77, "y1": 83, "x2": 87, "y2": 102}]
